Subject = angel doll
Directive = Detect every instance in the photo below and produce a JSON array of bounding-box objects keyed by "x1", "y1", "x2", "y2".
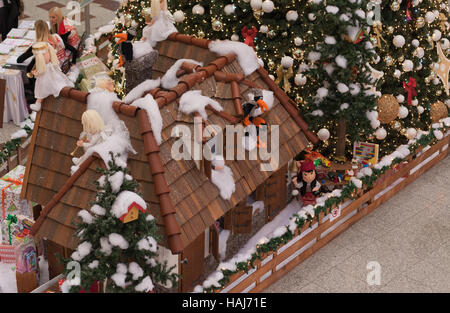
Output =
[
  {"x1": 142, "y1": 0, "x2": 177, "y2": 47},
  {"x1": 30, "y1": 41, "x2": 74, "y2": 112},
  {"x1": 76, "y1": 110, "x2": 112, "y2": 152}
]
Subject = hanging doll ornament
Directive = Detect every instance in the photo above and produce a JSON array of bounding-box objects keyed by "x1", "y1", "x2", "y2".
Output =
[
  {"x1": 30, "y1": 42, "x2": 74, "y2": 112},
  {"x1": 242, "y1": 88, "x2": 269, "y2": 149},
  {"x1": 292, "y1": 161, "x2": 321, "y2": 206}
]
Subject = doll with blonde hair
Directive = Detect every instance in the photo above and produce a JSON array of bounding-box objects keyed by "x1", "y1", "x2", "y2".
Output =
[
  {"x1": 115, "y1": 0, "x2": 176, "y2": 62},
  {"x1": 76, "y1": 110, "x2": 112, "y2": 150},
  {"x1": 30, "y1": 40, "x2": 74, "y2": 111}
]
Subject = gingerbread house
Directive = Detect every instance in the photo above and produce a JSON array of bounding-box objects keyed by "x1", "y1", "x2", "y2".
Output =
[{"x1": 21, "y1": 33, "x2": 318, "y2": 292}]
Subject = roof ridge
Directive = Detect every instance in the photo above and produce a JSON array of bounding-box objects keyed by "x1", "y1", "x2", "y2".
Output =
[{"x1": 136, "y1": 109, "x2": 184, "y2": 254}]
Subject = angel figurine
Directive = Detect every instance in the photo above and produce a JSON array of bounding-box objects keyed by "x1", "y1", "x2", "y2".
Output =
[{"x1": 30, "y1": 42, "x2": 74, "y2": 112}]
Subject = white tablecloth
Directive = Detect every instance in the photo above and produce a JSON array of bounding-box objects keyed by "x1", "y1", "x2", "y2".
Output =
[{"x1": 1, "y1": 69, "x2": 29, "y2": 125}]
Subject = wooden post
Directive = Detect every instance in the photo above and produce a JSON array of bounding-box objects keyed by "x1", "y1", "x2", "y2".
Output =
[
  {"x1": 0, "y1": 79, "x2": 5, "y2": 128},
  {"x1": 336, "y1": 119, "x2": 347, "y2": 162}
]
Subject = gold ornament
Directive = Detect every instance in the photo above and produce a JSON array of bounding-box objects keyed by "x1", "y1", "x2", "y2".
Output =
[
  {"x1": 292, "y1": 48, "x2": 303, "y2": 60},
  {"x1": 435, "y1": 43, "x2": 450, "y2": 95},
  {"x1": 390, "y1": 1, "x2": 400, "y2": 11},
  {"x1": 387, "y1": 26, "x2": 394, "y2": 34},
  {"x1": 275, "y1": 64, "x2": 294, "y2": 93},
  {"x1": 282, "y1": 32, "x2": 288, "y2": 37},
  {"x1": 268, "y1": 30, "x2": 276, "y2": 38},
  {"x1": 425, "y1": 77, "x2": 431, "y2": 83},
  {"x1": 372, "y1": 21, "x2": 387, "y2": 48},
  {"x1": 430, "y1": 100, "x2": 448, "y2": 122},
  {"x1": 416, "y1": 17, "x2": 425, "y2": 28},
  {"x1": 436, "y1": 90, "x2": 442, "y2": 96},
  {"x1": 400, "y1": 128, "x2": 407, "y2": 135},
  {"x1": 295, "y1": 95, "x2": 303, "y2": 103},
  {"x1": 267, "y1": 60, "x2": 275, "y2": 69},
  {"x1": 438, "y1": 13, "x2": 448, "y2": 32},
  {"x1": 392, "y1": 121, "x2": 401, "y2": 130},
  {"x1": 384, "y1": 55, "x2": 393, "y2": 66},
  {"x1": 212, "y1": 19, "x2": 223, "y2": 31},
  {"x1": 398, "y1": 55, "x2": 404, "y2": 62},
  {"x1": 377, "y1": 94, "x2": 400, "y2": 124},
  {"x1": 197, "y1": 30, "x2": 205, "y2": 38}
]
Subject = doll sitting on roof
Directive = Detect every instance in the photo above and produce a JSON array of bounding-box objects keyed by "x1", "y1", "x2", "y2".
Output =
[
  {"x1": 29, "y1": 42, "x2": 74, "y2": 112},
  {"x1": 72, "y1": 110, "x2": 113, "y2": 164}
]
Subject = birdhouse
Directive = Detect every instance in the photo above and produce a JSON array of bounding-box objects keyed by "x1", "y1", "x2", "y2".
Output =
[{"x1": 120, "y1": 202, "x2": 146, "y2": 223}]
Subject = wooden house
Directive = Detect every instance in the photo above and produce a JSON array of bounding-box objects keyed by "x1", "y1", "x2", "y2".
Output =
[{"x1": 21, "y1": 33, "x2": 318, "y2": 292}]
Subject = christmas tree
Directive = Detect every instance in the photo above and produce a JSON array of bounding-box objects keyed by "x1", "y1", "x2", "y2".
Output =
[
  {"x1": 62, "y1": 154, "x2": 178, "y2": 293},
  {"x1": 369, "y1": 0, "x2": 450, "y2": 156}
]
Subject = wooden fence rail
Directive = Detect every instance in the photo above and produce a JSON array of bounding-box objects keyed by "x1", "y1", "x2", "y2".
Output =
[
  {"x1": 215, "y1": 133, "x2": 449, "y2": 293},
  {"x1": 0, "y1": 137, "x2": 31, "y2": 177}
]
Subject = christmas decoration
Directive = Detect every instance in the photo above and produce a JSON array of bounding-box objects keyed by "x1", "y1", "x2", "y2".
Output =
[
  {"x1": 435, "y1": 43, "x2": 450, "y2": 95},
  {"x1": 377, "y1": 95, "x2": 400, "y2": 124},
  {"x1": 403, "y1": 77, "x2": 418, "y2": 105},
  {"x1": 430, "y1": 100, "x2": 448, "y2": 122}
]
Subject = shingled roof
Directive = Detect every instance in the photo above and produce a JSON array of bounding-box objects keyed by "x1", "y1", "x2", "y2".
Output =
[{"x1": 22, "y1": 33, "x2": 318, "y2": 255}]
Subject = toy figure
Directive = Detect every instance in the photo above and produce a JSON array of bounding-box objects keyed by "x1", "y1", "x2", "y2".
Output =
[
  {"x1": 114, "y1": 0, "x2": 176, "y2": 65},
  {"x1": 29, "y1": 41, "x2": 74, "y2": 112},
  {"x1": 71, "y1": 110, "x2": 111, "y2": 157},
  {"x1": 242, "y1": 88, "x2": 269, "y2": 148},
  {"x1": 292, "y1": 161, "x2": 321, "y2": 205}
]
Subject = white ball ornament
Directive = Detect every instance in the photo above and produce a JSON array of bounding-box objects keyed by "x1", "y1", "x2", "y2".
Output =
[
  {"x1": 411, "y1": 99, "x2": 418, "y2": 106},
  {"x1": 250, "y1": 0, "x2": 263, "y2": 10},
  {"x1": 412, "y1": 39, "x2": 420, "y2": 47},
  {"x1": 375, "y1": 128, "x2": 387, "y2": 140},
  {"x1": 269, "y1": 74, "x2": 275, "y2": 80},
  {"x1": 398, "y1": 106, "x2": 409, "y2": 119},
  {"x1": 231, "y1": 34, "x2": 240, "y2": 41},
  {"x1": 432, "y1": 30, "x2": 441, "y2": 41},
  {"x1": 433, "y1": 78, "x2": 440, "y2": 85},
  {"x1": 416, "y1": 47, "x2": 424, "y2": 58},
  {"x1": 394, "y1": 69, "x2": 401, "y2": 78},
  {"x1": 224, "y1": 4, "x2": 236, "y2": 15},
  {"x1": 396, "y1": 95, "x2": 405, "y2": 103},
  {"x1": 393, "y1": 35, "x2": 405, "y2": 48},
  {"x1": 425, "y1": 11, "x2": 435, "y2": 23},
  {"x1": 192, "y1": 4, "x2": 205, "y2": 15},
  {"x1": 262, "y1": 0, "x2": 274, "y2": 13},
  {"x1": 286, "y1": 10, "x2": 299, "y2": 22},
  {"x1": 281, "y1": 56, "x2": 294, "y2": 68},
  {"x1": 417, "y1": 105, "x2": 424, "y2": 114},
  {"x1": 295, "y1": 74, "x2": 307, "y2": 86},
  {"x1": 318, "y1": 129, "x2": 331, "y2": 141},
  {"x1": 406, "y1": 128, "x2": 417, "y2": 140},
  {"x1": 308, "y1": 13, "x2": 316, "y2": 21},
  {"x1": 173, "y1": 10, "x2": 185, "y2": 23},
  {"x1": 294, "y1": 37, "x2": 303, "y2": 46},
  {"x1": 260, "y1": 25, "x2": 269, "y2": 33},
  {"x1": 402, "y1": 59, "x2": 414, "y2": 72}
]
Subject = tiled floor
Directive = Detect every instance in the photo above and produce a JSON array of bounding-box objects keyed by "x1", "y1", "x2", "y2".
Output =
[{"x1": 266, "y1": 155, "x2": 450, "y2": 293}]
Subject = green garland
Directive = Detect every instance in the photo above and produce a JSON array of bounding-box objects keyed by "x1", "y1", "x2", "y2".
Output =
[
  {"x1": 200, "y1": 125, "x2": 449, "y2": 293},
  {"x1": 0, "y1": 121, "x2": 33, "y2": 166}
]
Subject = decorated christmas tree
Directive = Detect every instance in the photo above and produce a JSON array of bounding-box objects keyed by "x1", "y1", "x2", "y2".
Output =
[
  {"x1": 61, "y1": 154, "x2": 178, "y2": 293},
  {"x1": 369, "y1": 0, "x2": 450, "y2": 156}
]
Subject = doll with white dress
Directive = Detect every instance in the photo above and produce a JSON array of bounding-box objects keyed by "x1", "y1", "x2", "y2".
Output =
[
  {"x1": 76, "y1": 109, "x2": 112, "y2": 151},
  {"x1": 30, "y1": 41, "x2": 74, "y2": 112}
]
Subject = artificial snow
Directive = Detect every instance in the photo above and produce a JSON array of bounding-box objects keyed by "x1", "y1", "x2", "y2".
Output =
[
  {"x1": 337, "y1": 83, "x2": 349, "y2": 93},
  {"x1": 71, "y1": 241, "x2": 92, "y2": 261},
  {"x1": 88, "y1": 260, "x2": 99, "y2": 269},
  {"x1": 111, "y1": 191, "x2": 147, "y2": 219},
  {"x1": 137, "y1": 236, "x2": 158, "y2": 252},
  {"x1": 218, "y1": 229, "x2": 231, "y2": 261},
  {"x1": 10, "y1": 129, "x2": 28, "y2": 140},
  {"x1": 109, "y1": 170, "x2": 124, "y2": 194},
  {"x1": 128, "y1": 262, "x2": 144, "y2": 280},
  {"x1": 111, "y1": 264, "x2": 127, "y2": 288},
  {"x1": 307, "y1": 51, "x2": 321, "y2": 62},
  {"x1": 336, "y1": 55, "x2": 348, "y2": 68},
  {"x1": 72, "y1": 91, "x2": 136, "y2": 174},
  {"x1": 179, "y1": 90, "x2": 223, "y2": 120},
  {"x1": 211, "y1": 165, "x2": 235, "y2": 200},
  {"x1": 78, "y1": 210, "x2": 94, "y2": 224},
  {"x1": 123, "y1": 78, "x2": 161, "y2": 104},
  {"x1": 109, "y1": 233, "x2": 129, "y2": 249},
  {"x1": 100, "y1": 237, "x2": 113, "y2": 255},
  {"x1": 0, "y1": 262, "x2": 16, "y2": 293},
  {"x1": 209, "y1": 40, "x2": 260, "y2": 76},
  {"x1": 146, "y1": 214, "x2": 155, "y2": 222},
  {"x1": 161, "y1": 59, "x2": 203, "y2": 89},
  {"x1": 326, "y1": 5, "x2": 339, "y2": 14},
  {"x1": 131, "y1": 94, "x2": 163, "y2": 145},
  {"x1": 91, "y1": 204, "x2": 106, "y2": 216},
  {"x1": 325, "y1": 36, "x2": 336, "y2": 45},
  {"x1": 135, "y1": 276, "x2": 154, "y2": 292}
]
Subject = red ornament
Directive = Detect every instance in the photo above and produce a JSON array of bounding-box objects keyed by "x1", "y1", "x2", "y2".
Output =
[
  {"x1": 241, "y1": 26, "x2": 258, "y2": 49},
  {"x1": 403, "y1": 77, "x2": 417, "y2": 105}
]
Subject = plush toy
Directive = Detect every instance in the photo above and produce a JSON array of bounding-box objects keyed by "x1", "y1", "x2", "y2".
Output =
[
  {"x1": 29, "y1": 42, "x2": 74, "y2": 112},
  {"x1": 242, "y1": 88, "x2": 269, "y2": 148},
  {"x1": 292, "y1": 161, "x2": 321, "y2": 205}
]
